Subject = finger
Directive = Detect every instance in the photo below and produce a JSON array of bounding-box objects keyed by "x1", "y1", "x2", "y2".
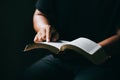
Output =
[
  {"x1": 34, "y1": 35, "x2": 37, "y2": 42},
  {"x1": 35, "y1": 32, "x2": 43, "y2": 42},
  {"x1": 41, "y1": 34, "x2": 46, "y2": 40},
  {"x1": 37, "y1": 34, "x2": 43, "y2": 42},
  {"x1": 52, "y1": 32, "x2": 59, "y2": 42},
  {"x1": 46, "y1": 26, "x2": 51, "y2": 42},
  {"x1": 41, "y1": 29, "x2": 46, "y2": 40},
  {"x1": 34, "y1": 36, "x2": 41, "y2": 43}
]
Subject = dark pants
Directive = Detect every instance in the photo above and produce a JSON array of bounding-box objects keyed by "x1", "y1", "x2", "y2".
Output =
[{"x1": 23, "y1": 51, "x2": 120, "y2": 80}]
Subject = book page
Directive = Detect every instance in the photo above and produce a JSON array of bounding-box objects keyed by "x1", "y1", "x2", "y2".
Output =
[
  {"x1": 66, "y1": 37, "x2": 101, "y2": 55},
  {"x1": 38, "y1": 40, "x2": 69, "y2": 49}
]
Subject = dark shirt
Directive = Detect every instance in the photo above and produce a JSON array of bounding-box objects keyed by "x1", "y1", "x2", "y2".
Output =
[{"x1": 35, "y1": 0, "x2": 120, "y2": 42}]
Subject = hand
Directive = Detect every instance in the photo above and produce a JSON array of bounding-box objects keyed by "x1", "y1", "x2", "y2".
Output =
[{"x1": 34, "y1": 25, "x2": 59, "y2": 43}]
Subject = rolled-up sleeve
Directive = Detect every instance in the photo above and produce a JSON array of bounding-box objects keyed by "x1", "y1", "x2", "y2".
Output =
[
  {"x1": 35, "y1": 0, "x2": 56, "y2": 25},
  {"x1": 35, "y1": 0, "x2": 54, "y2": 16}
]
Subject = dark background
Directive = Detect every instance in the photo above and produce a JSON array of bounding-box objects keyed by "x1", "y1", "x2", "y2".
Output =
[
  {"x1": 1, "y1": 0, "x2": 45, "y2": 80},
  {"x1": 1, "y1": 0, "x2": 120, "y2": 80}
]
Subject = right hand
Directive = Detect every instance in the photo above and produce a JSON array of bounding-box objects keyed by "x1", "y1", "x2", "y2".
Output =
[{"x1": 34, "y1": 25, "x2": 59, "y2": 43}]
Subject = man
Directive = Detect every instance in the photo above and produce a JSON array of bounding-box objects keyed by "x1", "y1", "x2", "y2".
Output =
[{"x1": 24, "y1": 0, "x2": 120, "y2": 80}]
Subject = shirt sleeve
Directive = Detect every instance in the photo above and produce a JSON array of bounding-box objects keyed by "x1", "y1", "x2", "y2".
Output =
[
  {"x1": 35, "y1": 0, "x2": 56, "y2": 25},
  {"x1": 35, "y1": 0, "x2": 55, "y2": 16}
]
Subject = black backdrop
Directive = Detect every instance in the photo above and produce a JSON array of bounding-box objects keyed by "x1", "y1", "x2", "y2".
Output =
[
  {"x1": 1, "y1": 0, "x2": 42, "y2": 80},
  {"x1": 1, "y1": 0, "x2": 120, "y2": 80}
]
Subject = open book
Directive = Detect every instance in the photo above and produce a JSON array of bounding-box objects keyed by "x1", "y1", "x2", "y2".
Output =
[{"x1": 24, "y1": 37, "x2": 109, "y2": 65}]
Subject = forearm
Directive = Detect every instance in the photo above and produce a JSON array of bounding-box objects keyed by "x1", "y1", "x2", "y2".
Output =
[
  {"x1": 98, "y1": 34, "x2": 120, "y2": 56},
  {"x1": 33, "y1": 9, "x2": 50, "y2": 32},
  {"x1": 98, "y1": 35, "x2": 120, "y2": 47}
]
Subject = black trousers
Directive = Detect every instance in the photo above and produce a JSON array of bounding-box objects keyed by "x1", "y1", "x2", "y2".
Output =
[{"x1": 23, "y1": 51, "x2": 120, "y2": 80}]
